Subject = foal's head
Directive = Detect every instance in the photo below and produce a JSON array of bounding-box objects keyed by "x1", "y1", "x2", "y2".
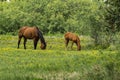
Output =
[
  {"x1": 77, "y1": 45, "x2": 81, "y2": 51},
  {"x1": 76, "y1": 38, "x2": 81, "y2": 51}
]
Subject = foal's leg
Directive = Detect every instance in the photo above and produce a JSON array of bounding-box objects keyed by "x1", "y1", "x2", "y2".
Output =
[
  {"x1": 71, "y1": 41, "x2": 74, "y2": 50},
  {"x1": 33, "y1": 38, "x2": 39, "y2": 49},
  {"x1": 65, "y1": 39, "x2": 69, "y2": 50},
  {"x1": 18, "y1": 36, "x2": 22, "y2": 49},
  {"x1": 23, "y1": 38, "x2": 27, "y2": 49}
]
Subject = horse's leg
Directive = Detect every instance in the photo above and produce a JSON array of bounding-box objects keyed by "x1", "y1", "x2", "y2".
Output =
[
  {"x1": 18, "y1": 36, "x2": 22, "y2": 49},
  {"x1": 65, "y1": 39, "x2": 69, "y2": 50},
  {"x1": 33, "y1": 38, "x2": 39, "y2": 49},
  {"x1": 23, "y1": 38, "x2": 27, "y2": 49}
]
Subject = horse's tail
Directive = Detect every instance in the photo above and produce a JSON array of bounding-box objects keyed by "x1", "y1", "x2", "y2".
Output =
[{"x1": 35, "y1": 27, "x2": 46, "y2": 48}]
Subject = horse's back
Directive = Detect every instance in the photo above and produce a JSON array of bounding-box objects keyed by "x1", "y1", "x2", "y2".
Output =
[
  {"x1": 19, "y1": 26, "x2": 38, "y2": 39},
  {"x1": 18, "y1": 26, "x2": 28, "y2": 37}
]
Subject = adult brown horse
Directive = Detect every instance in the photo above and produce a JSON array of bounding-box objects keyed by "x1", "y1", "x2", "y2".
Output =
[
  {"x1": 17, "y1": 26, "x2": 46, "y2": 50},
  {"x1": 64, "y1": 32, "x2": 81, "y2": 51}
]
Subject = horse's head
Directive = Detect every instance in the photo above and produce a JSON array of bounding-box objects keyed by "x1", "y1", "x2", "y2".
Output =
[{"x1": 40, "y1": 42, "x2": 46, "y2": 50}]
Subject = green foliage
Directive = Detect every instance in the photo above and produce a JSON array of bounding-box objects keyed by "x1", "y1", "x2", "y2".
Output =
[
  {"x1": 91, "y1": 0, "x2": 120, "y2": 48},
  {"x1": 104, "y1": 0, "x2": 120, "y2": 32},
  {"x1": 1, "y1": 0, "x2": 120, "y2": 48},
  {"x1": 0, "y1": 0, "x2": 102, "y2": 35}
]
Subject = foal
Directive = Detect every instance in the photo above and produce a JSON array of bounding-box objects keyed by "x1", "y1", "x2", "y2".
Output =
[{"x1": 64, "y1": 32, "x2": 81, "y2": 51}]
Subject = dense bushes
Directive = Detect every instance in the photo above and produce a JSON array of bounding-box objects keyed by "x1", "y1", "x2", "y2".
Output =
[{"x1": 0, "y1": 0, "x2": 102, "y2": 35}]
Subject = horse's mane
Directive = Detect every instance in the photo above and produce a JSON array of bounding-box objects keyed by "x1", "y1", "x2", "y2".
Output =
[{"x1": 35, "y1": 27, "x2": 46, "y2": 45}]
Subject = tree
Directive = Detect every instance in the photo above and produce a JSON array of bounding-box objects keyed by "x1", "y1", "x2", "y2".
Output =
[
  {"x1": 90, "y1": 0, "x2": 120, "y2": 48},
  {"x1": 104, "y1": 0, "x2": 120, "y2": 33}
]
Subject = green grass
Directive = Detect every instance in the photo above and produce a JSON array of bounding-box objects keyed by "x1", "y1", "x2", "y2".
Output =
[{"x1": 0, "y1": 35, "x2": 119, "y2": 80}]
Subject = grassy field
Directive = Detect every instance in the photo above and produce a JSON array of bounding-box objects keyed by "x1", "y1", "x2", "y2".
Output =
[{"x1": 0, "y1": 35, "x2": 119, "y2": 80}]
